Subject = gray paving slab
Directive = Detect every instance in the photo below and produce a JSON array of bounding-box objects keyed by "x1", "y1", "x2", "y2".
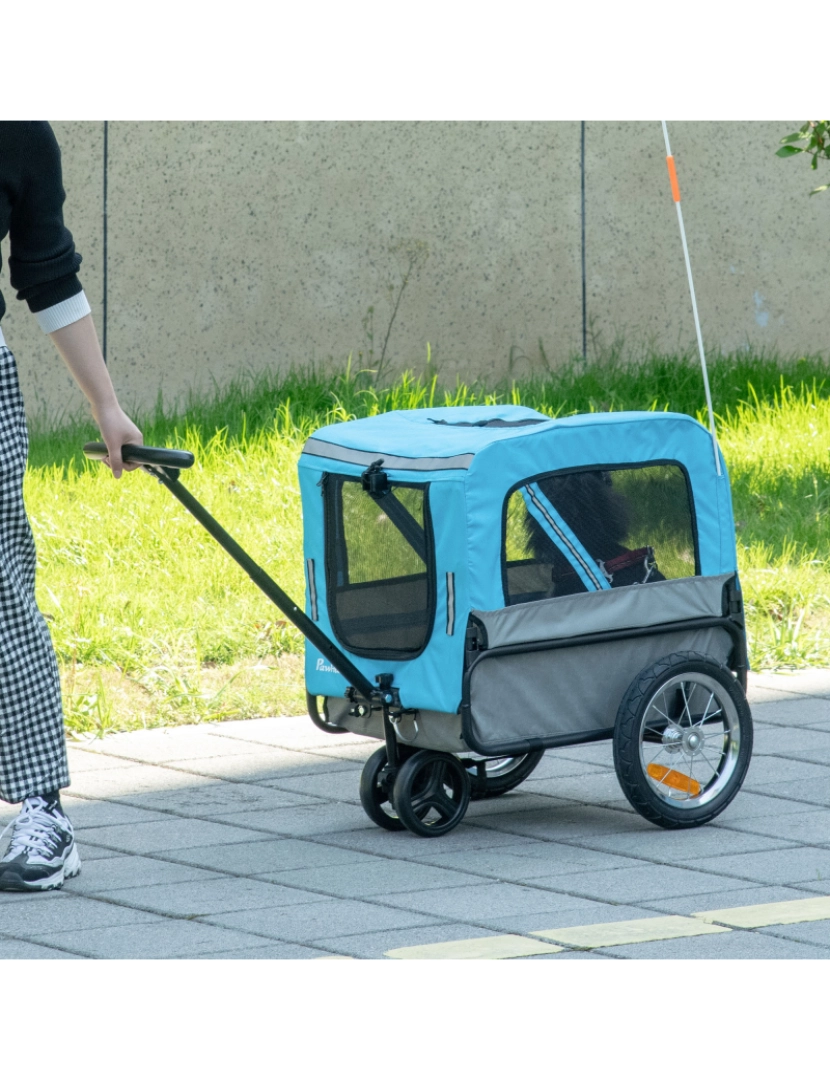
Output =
[
  {"x1": 30, "y1": 918, "x2": 286, "y2": 959},
  {"x1": 265, "y1": 769, "x2": 368, "y2": 803},
  {"x1": 413, "y1": 841, "x2": 649, "y2": 881},
  {"x1": 70, "y1": 841, "x2": 124, "y2": 861},
  {"x1": 521, "y1": 773, "x2": 628, "y2": 805},
  {"x1": 753, "y1": 919, "x2": 830, "y2": 950},
  {"x1": 71, "y1": 726, "x2": 261, "y2": 763},
  {"x1": 742, "y1": 755, "x2": 830, "y2": 785},
  {"x1": 211, "y1": 716, "x2": 375, "y2": 750},
  {"x1": 258, "y1": 859, "x2": 486, "y2": 898},
  {"x1": 750, "y1": 670, "x2": 830, "y2": 700},
  {"x1": 60, "y1": 796, "x2": 170, "y2": 829},
  {"x1": 751, "y1": 698, "x2": 830, "y2": 728},
  {"x1": 0, "y1": 894, "x2": 161, "y2": 936},
  {"x1": 747, "y1": 781, "x2": 830, "y2": 808},
  {"x1": 65, "y1": 750, "x2": 139, "y2": 773},
  {"x1": 107, "y1": 779, "x2": 322, "y2": 816},
  {"x1": 70, "y1": 817, "x2": 267, "y2": 854},
  {"x1": 551, "y1": 744, "x2": 616, "y2": 768},
  {"x1": 601, "y1": 929, "x2": 830, "y2": 959},
  {"x1": 209, "y1": 802, "x2": 378, "y2": 837},
  {"x1": 172, "y1": 750, "x2": 359, "y2": 782},
  {"x1": 578, "y1": 824, "x2": 793, "y2": 861},
  {"x1": 193, "y1": 942, "x2": 336, "y2": 959},
  {"x1": 753, "y1": 728, "x2": 830, "y2": 761},
  {"x1": 649, "y1": 883, "x2": 820, "y2": 917},
  {"x1": 0, "y1": 936, "x2": 85, "y2": 959},
  {"x1": 712, "y1": 791, "x2": 814, "y2": 823},
  {"x1": 65, "y1": 855, "x2": 222, "y2": 892},
  {"x1": 459, "y1": 791, "x2": 571, "y2": 821},
  {"x1": 87, "y1": 876, "x2": 327, "y2": 917},
  {"x1": 479, "y1": 803, "x2": 653, "y2": 842},
  {"x1": 515, "y1": 756, "x2": 610, "y2": 781},
  {"x1": 378, "y1": 880, "x2": 648, "y2": 923},
  {"x1": 314, "y1": 922, "x2": 505, "y2": 959},
  {"x1": 165, "y1": 837, "x2": 383, "y2": 875},
  {"x1": 712, "y1": 808, "x2": 830, "y2": 844},
  {"x1": 318, "y1": 824, "x2": 524, "y2": 857},
  {"x1": 492, "y1": 902, "x2": 663, "y2": 936},
  {"x1": 67, "y1": 764, "x2": 209, "y2": 800},
  {"x1": 679, "y1": 846, "x2": 830, "y2": 886},
  {"x1": 206, "y1": 899, "x2": 440, "y2": 943},
  {"x1": 513, "y1": 864, "x2": 753, "y2": 905}
]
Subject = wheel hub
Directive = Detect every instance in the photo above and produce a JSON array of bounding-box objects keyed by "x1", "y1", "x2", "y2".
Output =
[
  {"x1": 662, "y1": 726, "x2": 683, "y2": 753},
  {"x1": 683, "y1": 729, "x2": 703, "y2": 754}
]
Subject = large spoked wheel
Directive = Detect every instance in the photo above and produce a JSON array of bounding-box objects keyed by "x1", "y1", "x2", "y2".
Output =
[
  {"x1": 466, "y1": 750, "x2": 545, "y2": 800},
  {"x1": 613, "y1": 652, "x2": 753, "y2": 829},
  {"x1": 392, "y1": 750, "x2": 471, "y2": 837},
  {"x1": 359, "y1": 746, "x2": 407, "y2": 831}
]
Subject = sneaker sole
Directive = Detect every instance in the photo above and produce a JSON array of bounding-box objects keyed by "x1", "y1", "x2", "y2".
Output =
[{"x1": 0, "y1": 842, "x2": 81, "y2": 892}]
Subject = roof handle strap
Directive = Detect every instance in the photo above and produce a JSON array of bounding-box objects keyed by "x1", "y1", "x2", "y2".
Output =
[{"x1": 521, "y1": 483, "x2": 611, "y2": 593}]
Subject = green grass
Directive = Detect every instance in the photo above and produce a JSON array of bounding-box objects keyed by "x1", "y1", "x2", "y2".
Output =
[{"x1": 23, "y1": 350, "x2": 830, "y2": 735}]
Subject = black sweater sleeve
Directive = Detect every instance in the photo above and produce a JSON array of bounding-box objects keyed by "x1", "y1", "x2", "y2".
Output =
[{"x1": 4, "y1": 122, "x2": 84, "y2": 314}]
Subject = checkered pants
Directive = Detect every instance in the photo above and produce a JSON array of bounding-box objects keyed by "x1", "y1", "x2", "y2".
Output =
[{"x1": 0, "y1": 345, "x2": 69, "y2": 804}]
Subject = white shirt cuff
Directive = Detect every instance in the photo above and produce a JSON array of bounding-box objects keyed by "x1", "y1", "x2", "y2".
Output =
[{"x1": 36, "y1": 291, "x2": 92, "y2": 333}]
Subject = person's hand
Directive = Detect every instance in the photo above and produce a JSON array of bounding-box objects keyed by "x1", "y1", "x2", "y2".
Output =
[{"x1": 92, "y1": 401, "x2": 143, "y2": 479}]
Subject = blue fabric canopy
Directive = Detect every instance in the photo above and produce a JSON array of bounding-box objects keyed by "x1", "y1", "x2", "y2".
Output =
[{"x1": 299, "y1": 405, "x2": 737, "y2": 713}]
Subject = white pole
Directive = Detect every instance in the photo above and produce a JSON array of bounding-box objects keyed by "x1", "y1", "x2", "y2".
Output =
[{"x1": 661, "y1": 121, "x2": 721, "y2": 476}]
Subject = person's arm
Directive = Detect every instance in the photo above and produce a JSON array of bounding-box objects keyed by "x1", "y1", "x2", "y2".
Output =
[{"x1": 49, "y1": 314, "x2": 142, "y2": 479}]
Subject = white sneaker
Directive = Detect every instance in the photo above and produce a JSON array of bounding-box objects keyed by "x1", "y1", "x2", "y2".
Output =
[{"x1": 0, "y1": 796, "x2": 81, "y2": 891}]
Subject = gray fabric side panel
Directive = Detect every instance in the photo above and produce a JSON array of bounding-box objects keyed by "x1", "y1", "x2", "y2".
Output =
[
  {"x1": 302, "y1": 438, "x2": 474, "y2": 471},
  {"x1": 474, "y1": 573, "x2": 733, "y2": 649},
  {"x1": 468, "y1": 627, "x2": 733, "y2": 748},
  {"x1": 325, "y1": 697, "x2": 468, "y2": 753}
]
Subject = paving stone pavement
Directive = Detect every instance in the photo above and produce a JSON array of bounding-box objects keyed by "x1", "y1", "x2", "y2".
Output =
[{"x1": 2, "y1": 669, "x2": 830, "y2": 959}]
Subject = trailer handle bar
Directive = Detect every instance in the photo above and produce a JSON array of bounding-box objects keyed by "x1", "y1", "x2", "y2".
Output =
[{"x1": 82, "y1": 441, "x2": 377, "y2": 700}]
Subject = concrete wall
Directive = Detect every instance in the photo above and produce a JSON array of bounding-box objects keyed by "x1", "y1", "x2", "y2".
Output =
[{"x1": 2, "y1": 121, "x2": 828, "y2": 422}]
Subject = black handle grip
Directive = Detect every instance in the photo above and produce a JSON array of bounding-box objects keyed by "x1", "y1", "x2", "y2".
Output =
[{"x1": 83, "y1": 442, "x2": 196, "y2": 470}]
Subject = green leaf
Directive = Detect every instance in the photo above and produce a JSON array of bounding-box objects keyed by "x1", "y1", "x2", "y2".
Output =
[
  {"x1": 809, "y1": 183, "x2": 829, "y2": 195},
  {"x1": 780, "y1": 131, "x2": 805, "y2": 144},
  {"x1": 776, "y1": 145, "x2": 803, "y2": 157}
]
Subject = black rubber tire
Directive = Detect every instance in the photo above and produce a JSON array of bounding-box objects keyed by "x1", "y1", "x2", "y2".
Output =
[
  {"x1": 359, "y1": 746, "x2": 407, "y2": 831},
  {"x1": 613, "y1": 651, "x2": 753, "y2": 830},
  {"x1": 467, "y1": 750, "x2": 545, "y2": 800},
  {"x1": 392, "y1": 750, "x2": 471, "y2": 837}
]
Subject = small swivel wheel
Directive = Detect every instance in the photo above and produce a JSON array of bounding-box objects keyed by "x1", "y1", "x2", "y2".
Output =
[
  {"x1": 613, "y1": 652, "x2": 753, "y2": 829},
  {"x1": 359, "y1": 746, "x2": 406, "y2": 831},
  {"x1": 392, "y1": 750, "x2": 471, "y2": 837},
  {"x1": 466, "y1": 750, "x2": 545, "y2": 800}
]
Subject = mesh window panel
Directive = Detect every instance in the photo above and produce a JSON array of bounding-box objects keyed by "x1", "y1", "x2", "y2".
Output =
[
  {"x1": 504, "y1": 464, "x2": 697, "y2": 606},
  {"x1": 326, "y1": 477, "x2": 435, "y2": 657}
]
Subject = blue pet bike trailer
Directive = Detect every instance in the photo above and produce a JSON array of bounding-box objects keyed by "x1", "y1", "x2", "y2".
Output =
[{"x1": 85, "y1": 402, "x2": 753, "y2": 838}]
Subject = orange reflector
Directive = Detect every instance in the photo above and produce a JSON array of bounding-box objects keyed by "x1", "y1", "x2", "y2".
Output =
[
  {"x1": 666, "y1": 156, "x2": 681, "y2": 202},
  {"x1": 647, "y1": 763, "x2": 701, "y2": 796}
]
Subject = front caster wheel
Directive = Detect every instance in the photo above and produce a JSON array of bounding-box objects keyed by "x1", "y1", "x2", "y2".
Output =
[
  {"x1": 359, "y1": 747, "x2": 406, "y2": 831},
  {"x1": 392, "y1": 750, "x2": 471, "y2": 837},
  {"x1": 613, "y1": 652, "x2": 753, "y2": 829}
]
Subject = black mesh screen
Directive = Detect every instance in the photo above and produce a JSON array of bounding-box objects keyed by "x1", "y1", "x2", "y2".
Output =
[
  {"x1": 504, "y1": 464, "x2": 697, "y2": 606},
  {"x1": 325, "y1": 477, "x2": 435, "y2": 657}
]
